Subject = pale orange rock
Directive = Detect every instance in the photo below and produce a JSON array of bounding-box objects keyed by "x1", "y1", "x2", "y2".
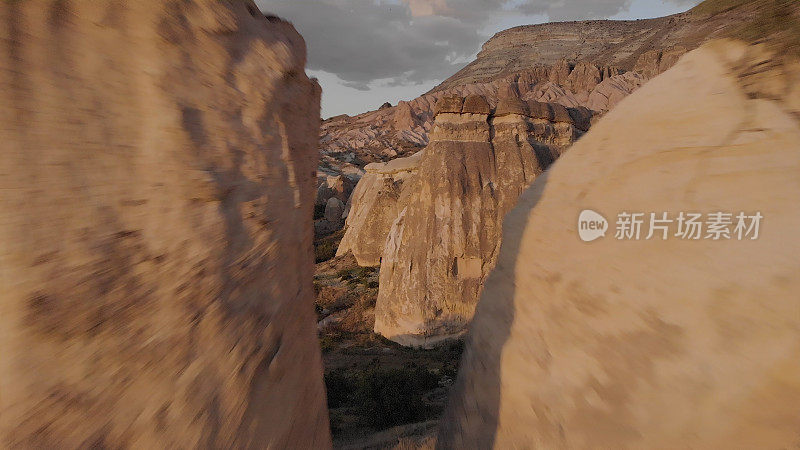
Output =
[
  {"x1": 439, "y1": 40, "x2": 800, "y2": 448},
  {"x1": 0, "y1": 1, "x2": 330, "y2": 448}
]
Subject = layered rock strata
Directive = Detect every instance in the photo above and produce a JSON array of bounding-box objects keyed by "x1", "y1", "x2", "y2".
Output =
[
  {"x1": 0, "y1": 1, "x2": 330, "y2": 448},
  {"x1": 373, "y1": 95, "x2": 591, "y2": 346},
  {"x1": 319, "y1": 59, "x2": 641, "y2": 173},
  {"x1": 439, "y1": 40, "x2": 800, "y2": 448}
]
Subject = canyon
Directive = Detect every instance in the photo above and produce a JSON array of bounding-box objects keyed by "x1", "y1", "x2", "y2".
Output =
[
  {"x1": 324, "y1": 0, "x2": 794, "y2": 345},
  {"x1": 1, "y1": 0, "x2": 799, "y2": 448},
  {"x1": 315, "y1": 0, "x2": 800, "y2": 443}
]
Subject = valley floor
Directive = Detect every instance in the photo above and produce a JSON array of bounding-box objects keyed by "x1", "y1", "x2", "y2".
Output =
[{"x1": 314, "y1": 237, "x2": 463, "y2": 449}]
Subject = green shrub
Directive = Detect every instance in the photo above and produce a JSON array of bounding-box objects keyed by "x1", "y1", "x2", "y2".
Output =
[
  {"x1": 315, "y1": 239, "x2": 338, "y2": 263},
  {"x1": 337, "y1": 266, "x2": 377, "y2": 284},
  {"x1": 325, "y1": 369, "x2": 355, "y2": 408},
  {"x1": 447, "y1": 339, "x2": 465, "y2": 354},
  {"x1": 323, "y1": 366, "x2": 441, "y2": 429},
  {"x1": 313, "y1": 203, "x2": 326, "y2": 220},
  {"x1": 352, "y1": 367, "x2": 439, "y2": 429},
  {"x1": 319, "y1": 335, "x2": 337, "y2": 353},
  {"x1": 335, "y1": 268, "x2": 353, "y2": 280}
]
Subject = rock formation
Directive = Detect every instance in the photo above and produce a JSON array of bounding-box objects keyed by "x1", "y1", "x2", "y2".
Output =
[
  {"x1": 336, "y1": 151, "x2": 423, "y2": 266},
  {"x1": 372, "y1": 95, "x2": 591, "y2": 346},
  {"x1": 0, "y1": 1, "x2": 330, "y2": 448},
  {"x1": 314, "y1": 175, "x2": 355, "y2": 238},
  {"x1": 316, "y1": 174, "x2": 356, "y2": 208},
  {"x1": 439, "y1": 40, "x2": 800, "y2": 448}
]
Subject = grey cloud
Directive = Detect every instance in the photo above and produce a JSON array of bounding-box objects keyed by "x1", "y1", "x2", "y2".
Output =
[
  {"x1": 257, "y1": 0, "x2": 484, "y2": 87},
  {"x1": 517, "y1": 0, "x2": 633, "y2": 21},
  {"x1": 342, "y1": 80, "x2": 372, "y2": 91},
  {"x1": 256, "y1": 0, "x2": 639, "y2": 87}
]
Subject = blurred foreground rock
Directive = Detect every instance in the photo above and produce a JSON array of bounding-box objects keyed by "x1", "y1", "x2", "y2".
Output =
[
  {"x1": 439, "y1": 40, "x2": 800, "y2": 448},
  {"x1": 0, "y1": 1, "x2": 330, "y2": 448}
]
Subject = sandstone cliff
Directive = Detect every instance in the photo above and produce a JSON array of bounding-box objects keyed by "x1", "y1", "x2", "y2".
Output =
[
  {"x1": 438, "y1": 40, "x2": 800, "y2": 448},
  {"x1": 372, "y1": 95, "x2": 591, "y2": 346},
  {"x1": 0, "y1": 1, "x2": 330, "y2": 448}
]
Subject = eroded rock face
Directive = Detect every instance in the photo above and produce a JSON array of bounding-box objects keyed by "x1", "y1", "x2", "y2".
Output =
[
  {"x1": 373, "y1": 95, "x2": 590, "y2": 346},
  {"x1": 439, "y1": 40, "x2": 800, "y2": 448},
  {"x1": 336, "y1": 151, "x2": 423, "y2": 266},
  {"x1": 586, "y1": 71, "x2": 646, "y2": 112},
  {"x1": 0, "y1": 1, "x2": 330, "y2": 448}
]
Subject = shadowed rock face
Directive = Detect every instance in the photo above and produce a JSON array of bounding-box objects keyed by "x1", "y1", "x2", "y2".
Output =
[
  {"x1": 0, "y1": 1, "x2": 330, "y2": 448},
  {"x1": 439, "y1": 40, "x2": 800, "y2": 448},
  {"x1": 372, "y1": 95, "x2": 591, "y2": 346}
]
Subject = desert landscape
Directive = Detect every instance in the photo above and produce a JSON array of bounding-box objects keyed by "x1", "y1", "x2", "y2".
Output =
[{"x1": 1, "y1": 0, "x2": 799, "y2": 448}]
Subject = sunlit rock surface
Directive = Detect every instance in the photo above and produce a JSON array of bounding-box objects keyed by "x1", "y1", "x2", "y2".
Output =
[{"x1": 439, "y1": 40, "x2": 800, "y2": 448}]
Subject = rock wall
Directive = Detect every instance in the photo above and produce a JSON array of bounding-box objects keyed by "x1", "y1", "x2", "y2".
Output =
[
  {"x1": 439, "y1": 40, "x2": 800, "y2": 448},
  {"x1": 0, "y1": 1, "x2": 330, "y2": 448},
  {"x1": 373, "y1": 95, "x2": 591, "y2": 346}
]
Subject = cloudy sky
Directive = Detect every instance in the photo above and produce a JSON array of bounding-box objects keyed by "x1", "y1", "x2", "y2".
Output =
[{"x1": 255, "y1": 0, "x2": 700, "y2": 118}]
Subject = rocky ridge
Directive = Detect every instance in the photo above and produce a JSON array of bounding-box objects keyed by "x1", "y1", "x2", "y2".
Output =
[{"x1": 318, "y1": 58, "x2": 646, "y2": 189}]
